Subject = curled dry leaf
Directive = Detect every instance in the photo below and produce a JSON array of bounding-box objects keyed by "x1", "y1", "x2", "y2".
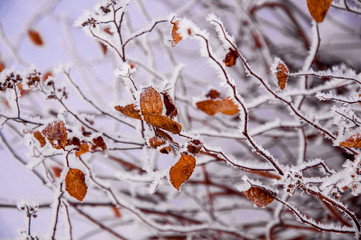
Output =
[
  {"x1": 244, "y1": 186, "x2": 275, "y2": 208},
  {"x1": 42, "y1": 71, "x2": 53, "y2": 82},
  {"x1": 187, "y1": 139, "x2": 202, "y2": 155},
  {"x1": 67, "y1": 137, "x2": 81, "y2": 147},
  {"x1": 172, "y1": 20, "x2": 182, "y2": 46},
  {"x1": 170, "y1": 154, "x2": 196, "y2": 190},
  {"x1": 155, "y1": 129, "x2": 173, "y2": 142},
  {"x1": 160, "y1": 146, "x2": 172, "y2": 154},
  {"x1": 99, "y1": 42, "x2": 107, "y2": 55},
  {"x1": 140, "y1": 87, "x2": 163, "y2": 115},
  {"x1": 115, "y1": 104, "x2": 141, "y2": 120},
  {"x1": 65, "y1": 168, "x2": 88, "y2": 201},
  {"x1": 42, "y1": 120, "x2": 67, "y2": 149},
  {"x1": 205, "y1": 89, "x2": 221, "y2": 99},
  {"x1": 276, "y1": 62, "x2": 289, "y2": 90},
  {"x1": 28, "y1": 29, "x2": 44, "y2": 46},
  {"x1": 91, "y1": 136, "x2": 107, "y2": 151},
  {"x1": 340, "y1": 133, "x2": 361, "y2": 148},
  {"x1": 162, "y1": 92, "x2": 178, "y2": 119},
  {"x1": 143, "y1": 115, "x2": 182, "y2": 134},
  {"x1": 223, "y1": 48, "x2": 239, "y2": 67},
  {"x1": 33, "y1": 131, "x2": 46, "y2": 147},
  {"x1": 75, "y1": 142, "x2": 90, "y2": 157},
  {"x1": 51, "y1": 166, "x2": 62, "y2": 178},
  {"x1": 196, "y1": 97, "x2": 239, "y2": 116},
  {"x1": 307, "y1": 0, "x2": 333, "y2": 23},
  {"x1": 111, "y1": 206, "x2": 122, "y2": 218},
  {"x1": 0, "y1": 61, "x2": 5, "y2": 72},
  {"x1": 149, "y1": 135, "x2": 166, "y2": 149}
]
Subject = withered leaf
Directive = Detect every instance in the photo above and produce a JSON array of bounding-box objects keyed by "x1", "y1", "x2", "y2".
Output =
[
  {"x1": 0, "y1": 61, "x2": 5, "y2": 72},
  {"x1": 28, "y1": 29, "x2": 43, "y2": 46},
  {"x1": 307, "y1": 0, "x2": 333, "y2": 23},
  {"x1": 187, "y1": 139, "x2": 202, "y2": 155},
  {"x1": 33, "y1": 131, "x2": 46, "y2": 147},
  {"x1": 51, "y1": 166, "x2": 62, "y2": 178},
  {"x1": 160, "y1": 146, "x2": 172, "y2": 154},
  {"x1": 75, "y1": 142, "x2": 90, "y2": 157},
  {"x1": 276, "y1": 62, "x2": 288, "y2": 90},
  {"x1": 170, "y1": 154, "x2": 196, "y2": 190},
  {"x1": 67, "y1": 137, "x2": 81, "y2": 147},
  {"x1": 143, "y1": 115, "x2": 182, "y2": 134},
  {"x1": 155, "y1": 129, "x2": 173, "y2": 142},
  {"x1": 99, "y1": 42, "x2": 107, "y2": 55},
  {"x1": 42, "y1": 120, "x2": 67, "y2": 149},
  {"x1": 340, "y1": 133, "x2": 361, "y2": 148},
  {"x1": 196, "y1": 97, "x2": 239, "y2": 116},
  {"x1": 65, "y1": 168, "x2": 87, "y2": 201},
  {"x1": 111, "y1": 206, "x2": 122, "y2": 218},
  {"x1": 244, "y1": 186, "x2": 275, "y2": 208},
  {"x1": 42, "y1": 71, "x2": 53, "y2": 82},
  {"x1": 172, "y1": 20, "x2": 182, "y2": 46},
  {"x1": 223, "y1": 48, "x2": 238, "y2": 67},
  {"x1": 149, "y1": 135, "x2": 166, "y2": 149},
  {"x1": 115, "y1": 104, "x2": 141, "y2": 120},
  {"x1": 140, "y1": 87, "x2": 163, "y2": 115},
  {"x1": 205, "y1": 89, "x2": 221, "y2": 99},
  {"x1": 162, "y1": 92, "x2": 178, "y2": 119},
  {"x1": 91, "y1": 136, "x2": 107, "y2": 151},
  {"x1": 17, "y1": 83, "x2": 31, "y2": 97}
]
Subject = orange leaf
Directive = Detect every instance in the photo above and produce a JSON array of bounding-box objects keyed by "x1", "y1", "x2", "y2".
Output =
[
  {"x1": 172, "y1": 20, "x2": 182, "y2": 46},
  {"x1": 111, "y1": 206, "x2": 122, "y2": 218},
  {"x1": 91, "y1": 136, "x2": 107, "y2": 151},
  {"x1": 160, "y1": 146, "x2": 172, "y2": 154},
  {"x1": 244, "y1": 186, "x2": 275, "y2": 207},
  {"x1": 170, "y1": 154, "x2": 196, "y2": 190},
  {"x1": 65, "y1": 168, "x2": 87, "y2": 201},
  {"x1": 33, "y1": 131, "x2": 46, "y2": 147},
  {"x1": 140, "y1": 87, "x2": 163, "y2": 115},
  {"x1": 143, "y1": 115, "x2": 182, "y2": 134},
  {"x1": 205, "y1": 89, "x2": 221, "y2": 99},
  {"x1": 17, "y1": 83, "x2": 31, "y2": 97},
  {"x1": 276, "y1": 62, "x2": 288, "y2": 90},
  {"x1": 155, "y1": 129, "x2": 173, "y2": 142},
  {"x1": 42, "y1": 71, "x2": 53, "y2": 82},
  {"x1": 196, "y1": 97, "x2": 239, "y2": 116},
  {"x1": 187, "y1": 139, "x2": 202, "y2": 155},
  {"x1": 51, "y1": 166, "x2": 62, "y2": 178},
  {"x1": 42, "y1": 121, "x2": 67, "y2": 149},
  {"x1": 307, "y1": 0, "x2": 333, "y2": 23},
  {"x1": 149, "y1": 136, "x2": 166, "y2": 149},
  {"x1": 340, "y1": 133, "x2": 361, "y2": 148},
  {"x1": 114, "y1": 104, "x2": 141, "y2": 119},
  {"x1": 162, "y1": 92, "x2": 178, "y2": 119},
  {"x1": 223, "y1": 48, "x2": 238, "y2": 67},
  {"x1": 75, "y1": 142, "x2": 90, "y2": 157},
  {"x1": 0, "y1": 61, "x2": 5, "y2": 72},
  {"x1": 28, "y1": 29, "x2": 43, "y2": 46}
]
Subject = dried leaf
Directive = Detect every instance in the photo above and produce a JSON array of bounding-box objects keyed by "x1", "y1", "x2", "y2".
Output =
[
  {"x1": 140, "y1": 87, "x2": 163, "y2": 115},
  {"x1": 51, "y1": 166, "x2": 62, "y2": 178},
  {"x1": 33, "y1": 131, "x2": 46, "y2": 147},
  {"x1": 244, "y1": 186, "x2": 275, "y2": 208},
  {"x1": 75, "y1": 142, "x2": 90, "y2": 157},
  {"x1": 162, "y1": 92, "x2": 178, "y2": 119},
  {"x1": 65, "y1": 168, "x2": 87, "y2": 201},
  {"x1": 42, "y1": 71, "x2": 53, "y2": 82},
  {"x1": 205, "y1": 89, "x2": 221, "y2": 99},
  {"x1": 143, "y1": 115, "x2": 182, "y2": 134},
  {"x1": 307, "y1": 0, "x2": 333, "y2": 23},
  {"x1": 114, "y1": 104, "x2": 141, "y2": 120},
  {"x1": 187, "y1": 139, "x2": 202, "y2": 155},
  {"x1": 340, "y1": 133, "x2": 361, "y2": 148},
  {"x1": 155, "y1": 129, "x2": 173, "y2": 142},
  {"x1": 223, "y1": 48, "x2": 238, "y2": 67},
  {"x1": 170, "y1": 154, "x2": 196, "y2": 190},
  {"x1": 103, "y1": 27, "x2": 113, "y2": 35},
  {"x1": 91, "y1": 136, "x2": 107, "y2": 151},
  {"x1": 111, "y1": 206, "x2": 122, "y2": 218},
  {"x1": 160, "y1": 146, "x2": 172, "y2": 154},
  {"x1": 196, "y1": 97, "x2": 239, "y2": 116},
  {"x1": 28, "y1": 29, "x2": 44, "y2": 46},
  {"x1": 99, "y1": 42, "x2": 107, "y2": 55},
  {"x1": 67, "y1": 137, "x2": 81, "y2": 147},
  {"x1": 276, "y1": 62, "x2": 288, "y2": 90},
  {"x1": 17, "y1": 83, "x2": 31, "y2": 97},
  {"x1": 149, "y1": 135, "x2": 166, "y2": 149},
  {"x1": 0, "y1": 61, "x2": 5, "y2": 72},
  {"x1": 42, "y1": 121, "x2": 67, "y2": 149},
  {"x1": 172, "y1": 20, "x2": 182, "y2": 46}
]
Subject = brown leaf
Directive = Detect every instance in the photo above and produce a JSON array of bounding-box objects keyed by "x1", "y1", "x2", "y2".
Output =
[
  {"x1": 42, "y1": 121, "x2": 67, "y2": 149},
  {"x1": 51, "y1": 166, "x2": 62, "y2": 178},
  {"x1": 42, "y1": 71, "x2": 53, "y2": 82},
  {"x1": 160, "y1": 146, "x2": 172, "y2": 154},
  {"x1": 196, "y1": 97, "x2": 239, "y2": 116},
  {"x1": 223, "y1": 48, "x2": 238, "y2": 67},
  {"x1": 155, "y1": 129, "x2": 173, "y2": 142},
  {"x1": 149, "y1": 135, "x2": 166, "y2": 149},
  {"x1": 172, "y1": 20, "x2": 182, "y2": 46},
  {"x1": 114, "y1": 104, "x2": 141, "y2": 120},
  {"x1": 33, "y1": 131, "x2": 46, "y2": 147},
  {"x1": 0, "y1": 61, "x2": 5, "y2": 72},
  {"x1": 17, "y1": 83, "x2": 31, "y2": 97},
  {"x1": 111, "y1": 206, "x2": 122, "y2": 218},
  {"x1": 103, "y1": 27, "x2": 113, "y2": 35},
  {"x1": 143, "y1": 115, "x2": 182, "y2": 134},
  {"x1": 162, "y1": 92, "x2": 178, "y2": 119},
  {"x1": 28, "y1": 29, "x2": 44, "y2": 46},
  {"x1": 75, "y1": 142, "x2": 90, "y2": 157},
  {"x1": 244, "y1": 186, "x2": 275, "y2": 208},
  {"x1": 276, "y1": 62, "x2": 288, "y2": 90},
  {"x1": 91, "y1": 136, "x2": 107, "y2": 151},
  {"x1": 340, "y1": 133, "x2": 361, "y2": 148},
  {"x1": 99, "y1": 42, "x2": 107, "y2": 55},
  {"x1": 140, "y1": 87, "x2": 163, "y2": 115},
  {"x1": 307, "y1": 0, "x2": 333, "y2": 23},
  {"x1": 65, "y1": 168, "x2": 87, "y2": 201},
  {"x1": 205, "y1": 89, "x2": 221, "y2": 99},
  {"x1": 67, "y1": 137, "x2": 81, "y2": 147},
  {"x1": 170, "y1": 154, "x2": 196, "y2": 190},
  {"x1": 187, "y1": 139, "x2": 202, "y2": 155}
]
